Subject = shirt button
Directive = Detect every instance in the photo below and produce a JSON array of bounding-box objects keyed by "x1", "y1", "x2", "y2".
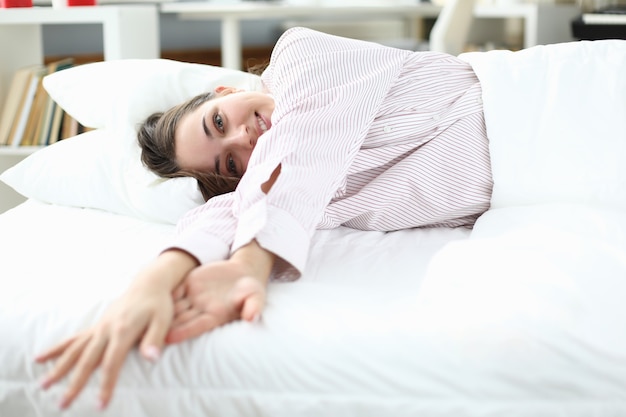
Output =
[
  {"x1": 477, "y1": 97, "x2": 483, "y2": 104},
  {"x1": 432, "y1": 114, "x2": 440, "y2": 121},
  {"x1": 383, "y1": 125, "x2": 393, "y2": 133}
]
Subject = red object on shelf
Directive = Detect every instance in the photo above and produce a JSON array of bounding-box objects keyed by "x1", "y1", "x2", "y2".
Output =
[
  {"x1": 0, "y1": 0, "x2": 33, "y2": 8},
  {"x1": 67, "y1": 0, "x2": 96, "y2": 5}
]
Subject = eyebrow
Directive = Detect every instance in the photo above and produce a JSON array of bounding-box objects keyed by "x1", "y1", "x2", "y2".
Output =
[
  {"x1": 202, "y1": 112, "x2": 211, "y2": 137},
  {"x1": 202, "y1": 112, "x2": 220, "y2": 175}
]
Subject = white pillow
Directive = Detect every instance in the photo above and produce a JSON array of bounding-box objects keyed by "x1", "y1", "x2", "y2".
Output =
[
  {"x1": 43, "y1": 58, "x2": 263, "y2": 129},
  {"x1": 1, "y1": 59, "x2": 263, "y2": 223},
  {"x1": 0, "y1": 129, "x2": 205, "y2": 224}
]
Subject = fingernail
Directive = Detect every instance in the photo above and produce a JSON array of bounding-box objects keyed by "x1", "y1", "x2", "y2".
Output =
[
  {"x1": 252, "y1": 313, "x2": 262, "y2": 323},
  {"x1": 58, "y1": 396, "x2": 69, "y2": 410},
  {"x1": 143, "y1": 345, "x2": 160, "y2": 362},
  {"x1": 97, "y1": 398, "x2": 106, "y2": 410},
  {"x1": 39, "y1": 376, "x2": 51, "y2": 390}
]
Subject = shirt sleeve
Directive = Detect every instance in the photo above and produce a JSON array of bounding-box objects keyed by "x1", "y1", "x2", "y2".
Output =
[
  {"x1": 167, "y1": 192, "x2": 235, "y2": 265},
  {"x1": 233, "y1": 28, "x2": 412, "y2": 274},
  {"x1": 172, "y1": 27, "x2": 410, "y2": 278}
]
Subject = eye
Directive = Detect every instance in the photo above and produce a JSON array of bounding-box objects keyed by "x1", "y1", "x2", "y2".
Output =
[
  {"x1": 227, "y1": 155, "x2": 238, "y2": 177},
  {"x1": 213, "y1": 113, "x2": 224, "y2": 133}
]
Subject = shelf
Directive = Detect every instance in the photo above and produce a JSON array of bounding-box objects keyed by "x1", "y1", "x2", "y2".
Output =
[
  {"x1": 0, "y1": 4, "x2": 155, "y2": 24},
  {"x1": 0, "y1": 4, "x2": 160, "y2": 214},
  {"x1": 0, "y1": 4, "x2": 160, "y2": 117},
  {"x1": 0, "y1": 146, "x2": 42, "y2": 156}
]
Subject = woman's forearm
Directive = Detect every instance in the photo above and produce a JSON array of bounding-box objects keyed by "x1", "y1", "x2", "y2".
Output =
[
  {"x1": 131, "y1": 249, "x2": 199, "y2": 292},
  {"x1": 131, "y1": 240, "x2": 273, "y2": 297},
  {"x1": 230, "y1": 239, "x2": 276, "y2": 284}
]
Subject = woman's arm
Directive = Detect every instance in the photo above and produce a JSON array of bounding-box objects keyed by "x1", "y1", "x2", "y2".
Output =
[
  {"x1": 35, "y1": 249, "x2": 198, "y2": 410},
  {"x1": 35, "y1": 234, "x2": 275, "y2": 410},
  {"x1": 229, "y1": 28, "x2": 409, "y2": 277},
  {"x1": 166, "y1": 167, "x2": 280, "y2": 344},
  {"x1": 166, "y1": 239, "x2": 275, "y2": 344}
]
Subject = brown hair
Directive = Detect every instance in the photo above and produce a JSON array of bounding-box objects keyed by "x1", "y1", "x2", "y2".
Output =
[{"x1": 137, "y1": 91, "x2": 240, "y2": 201}]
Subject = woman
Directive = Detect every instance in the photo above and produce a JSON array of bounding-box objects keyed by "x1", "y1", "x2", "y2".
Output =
[{"x1": 36, "y1": 27, "x2": 493, "y2": 410}]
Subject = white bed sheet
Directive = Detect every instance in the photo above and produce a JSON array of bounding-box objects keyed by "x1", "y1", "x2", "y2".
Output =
[
  {"x1": 2, "y1": 199, "x2": 626, "y2": 417},
  {"x1": 1, "y1": 200, "x2": 473, "y2": 417}
]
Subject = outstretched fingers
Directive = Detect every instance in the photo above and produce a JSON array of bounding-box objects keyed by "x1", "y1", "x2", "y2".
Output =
[
  {"x1": 97, "y1": 334, "x2": 138, "y2": 409},
  {"x1": 38, "y1": 335, "x2": 91, "y2": 390},
  {"x1": 35, "y1": 335, "x2": 80, "y2": 364},
  {"x1": 58, "y1": 335, "x2": 108, "y2": 409},
  {"x1": 139, "y1": 304, "x2": 171, "y2": 362}
]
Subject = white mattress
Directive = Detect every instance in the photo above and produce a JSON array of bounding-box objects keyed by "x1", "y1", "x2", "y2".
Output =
[{"x1": 2, "y1": 199, "x2": 626, "y2": 417}]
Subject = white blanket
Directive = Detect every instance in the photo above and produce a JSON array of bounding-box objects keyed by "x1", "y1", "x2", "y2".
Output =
[
  {"x1": 461, "y1": 39, "x2": 626, "y2": 210},
  {"x1": 410, "y1": 39, "x2": 626, "y2": 413}
]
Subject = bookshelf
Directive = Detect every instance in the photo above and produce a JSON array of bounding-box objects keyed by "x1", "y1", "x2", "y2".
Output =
[
  {"x1": 0, "y1": 4, "x2": 160, "y2": 213},
  {"x1": 0, "y1": 5, "x2": 160, "y2": 120}
]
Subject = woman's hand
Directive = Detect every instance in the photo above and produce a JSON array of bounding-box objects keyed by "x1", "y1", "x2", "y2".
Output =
[
  {"x1": 35, "y1": 250, "x2": 198, "y2": 410},
  {"x1": 166, "y1": 240, "x2": 275, "y2": 344}
]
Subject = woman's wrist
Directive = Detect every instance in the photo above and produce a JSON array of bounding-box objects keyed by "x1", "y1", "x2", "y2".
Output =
[
  {"x1": 230, "y1": 239, "x2": 275, "y2": 284},
  {"x1": 132, "y1": 249, "x2": 199, "y2": 292}
]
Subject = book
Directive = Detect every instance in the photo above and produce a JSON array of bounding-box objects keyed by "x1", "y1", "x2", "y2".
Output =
[
  {"x1": 60, "y1": 111, "x2": 79, "y2": 141},
  {"x1": 6, "y1": 65, "x2": 47, "y2": 147},
  {"x1": 21, "y1": 69, "x2": 49, "y2": 146},
  {"x1": 47, "y1": 103, "x2": 66, "y2": 145},
  {"x1": 0, "y1": 65, "x2": 40, "y2": 146},
  {"x1": 36, "y1": 58, "x2": 74, "y2": 146}
]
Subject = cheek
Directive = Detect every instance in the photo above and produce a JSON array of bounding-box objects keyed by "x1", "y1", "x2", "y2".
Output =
[
  {"x1": 186, "y1": 141, "x2": 217, "y2": 173},
  {"x1": 176, "y1": 137, "x2": 204, "y2": 171}
]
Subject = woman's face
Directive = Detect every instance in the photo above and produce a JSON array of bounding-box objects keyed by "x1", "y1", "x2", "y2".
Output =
[{"x1": 175, "y1": 87, "x2": 275, "y2": 177}]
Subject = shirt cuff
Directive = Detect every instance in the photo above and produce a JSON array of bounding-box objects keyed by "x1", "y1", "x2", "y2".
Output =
[
  {"x1": 167, "y1": 227, "x2": 230, "y2": 265},
  {"x1": 232, "y1": 201, "x2": 310, "y2": 276}
]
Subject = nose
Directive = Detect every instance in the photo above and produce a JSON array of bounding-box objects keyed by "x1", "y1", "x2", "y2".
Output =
[
  {"x1": 226, "y1": 124, "x2": 255, "y2": 150},
  {"x1": 221, "y1": 123, "x2": 255, "y2": 173}
]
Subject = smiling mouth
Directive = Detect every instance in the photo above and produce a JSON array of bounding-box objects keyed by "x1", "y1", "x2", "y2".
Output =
[{"x1": 256, "y1": 113, "x2": 268, "y2": 134}]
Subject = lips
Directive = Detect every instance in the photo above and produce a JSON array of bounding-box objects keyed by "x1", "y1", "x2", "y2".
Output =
[{"x1": 255, "y1": 112, "x2": 270, "y2": 135}]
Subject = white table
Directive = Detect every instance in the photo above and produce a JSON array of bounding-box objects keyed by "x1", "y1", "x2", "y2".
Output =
[
  {"x1": 162, "y1": 1, "x2": 580, "y2": 70},
  {"x1": 160, "y1": 1, "x2": 442, "y2": 70}
]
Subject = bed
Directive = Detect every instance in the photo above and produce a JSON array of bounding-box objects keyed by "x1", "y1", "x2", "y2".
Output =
[{"x1": 1, "y1": 39, "x2": 626, "y2": 417}]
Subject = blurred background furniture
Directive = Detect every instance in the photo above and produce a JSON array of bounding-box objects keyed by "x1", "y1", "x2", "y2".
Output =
[
  {"x1": 160, "y1": 2, "x2": 442, "y2": 69},
  {"x1": 161, "y1": 1, "x2": 581, "y2": 69},
  {"x1": 0, "y1": 4, "x2": 159, "y2": 214},
  {"x1": 430, "y1": 0, "x2": 476, "y2": 56},
  {"x1": 571, "y1": 4, "x2": 626, "y2": 40}
]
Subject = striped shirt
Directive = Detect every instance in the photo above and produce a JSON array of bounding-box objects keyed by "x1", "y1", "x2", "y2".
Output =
[{"x1": 171, "y1": 27, "x2": 493, "y2": 280}]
